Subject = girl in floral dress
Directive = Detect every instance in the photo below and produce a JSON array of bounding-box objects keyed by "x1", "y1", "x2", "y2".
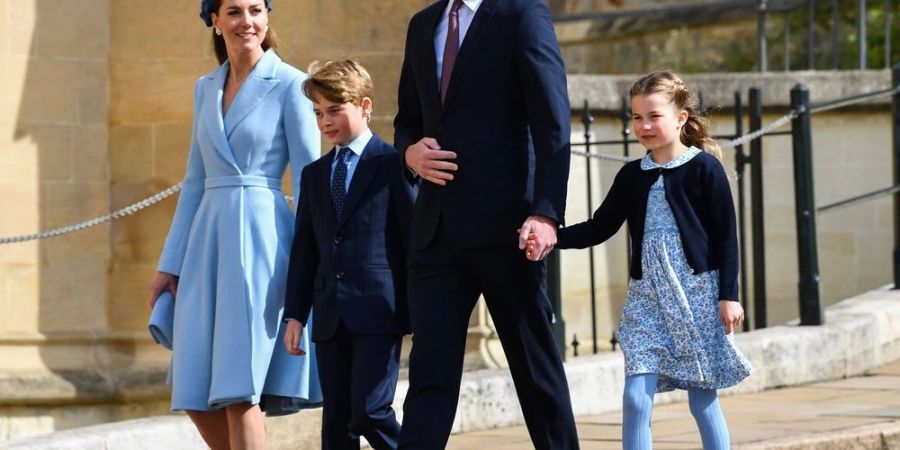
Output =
[{"x1": 534, "y1": 71, "x2": 752, "y2": 449}]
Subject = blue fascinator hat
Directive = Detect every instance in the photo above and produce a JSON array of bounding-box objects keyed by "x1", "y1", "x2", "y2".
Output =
[{"x1": 199, "y1": 0, "x2": 273, "y2": 27}]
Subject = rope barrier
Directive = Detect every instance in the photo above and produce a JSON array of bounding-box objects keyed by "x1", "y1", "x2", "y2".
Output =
[{"x1": 1, "y1": 83, "x2": 896, "y2": 245}]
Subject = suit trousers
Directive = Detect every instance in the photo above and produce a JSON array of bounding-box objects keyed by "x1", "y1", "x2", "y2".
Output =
[
  {"x1": 317, "y1": 322, "x2": 402, "y2": 450},
  {"x1": 398, "y1": 224, "x2": 580, "y2": 450}
]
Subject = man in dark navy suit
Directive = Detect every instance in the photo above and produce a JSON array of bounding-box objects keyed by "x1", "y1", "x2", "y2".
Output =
[
  {"x1": 284, "y1": 60, "x2": 414, "y2": 450},
  {"x1": 394, "y1": 0, "x2": 579, "y2": 448}
]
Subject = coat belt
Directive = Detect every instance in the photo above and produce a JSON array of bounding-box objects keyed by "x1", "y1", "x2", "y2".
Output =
[{"x1": 204, "y1": 175, "x2": 282, "y2": 191}]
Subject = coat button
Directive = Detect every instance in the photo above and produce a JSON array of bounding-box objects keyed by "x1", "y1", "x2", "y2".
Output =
[{"x1": 336, "y1": 271, "x2": 344, "y2": 280}]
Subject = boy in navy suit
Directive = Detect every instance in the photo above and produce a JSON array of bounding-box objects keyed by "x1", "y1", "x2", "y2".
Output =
[{"x1": 283, "y1": 60, "x2": 413, "y2": 450}]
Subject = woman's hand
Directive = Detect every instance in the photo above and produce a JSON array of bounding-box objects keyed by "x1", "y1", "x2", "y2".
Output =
[
  {"x1": 283, "y1": 320, "x2": 306, "y2": 356},
  {"x1": 149, "y1": 271, "x2": 178, "y2": 308},
  {"x1": 719, "y1": 300, "x2": 745, "y2": 334}
]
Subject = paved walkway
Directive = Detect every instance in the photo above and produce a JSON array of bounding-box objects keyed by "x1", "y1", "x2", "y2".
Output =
[{"x1": 447, "y1": 361, "x2": 900, "y2": 449}]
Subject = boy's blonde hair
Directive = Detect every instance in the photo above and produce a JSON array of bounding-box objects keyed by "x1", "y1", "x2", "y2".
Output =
[
  {"x1": 629, "y1": 70, "x2": 722, "y2": 161},
  {"x1": 303, "y1": 59, "x2": 374, "y2": 107}
]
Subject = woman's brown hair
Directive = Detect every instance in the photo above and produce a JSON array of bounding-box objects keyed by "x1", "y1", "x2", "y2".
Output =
[
  {"x1": 208, "y1": 0, "x2": 279, "y2": 65},
  {"x1": 629, "y1": 71, "x2": 722, "y2": 161}
]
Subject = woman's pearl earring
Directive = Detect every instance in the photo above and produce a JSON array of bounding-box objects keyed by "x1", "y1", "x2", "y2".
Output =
[
  {"x1": 265, "y1": 25, "x2": 270, "y2": 31},
  {"x1": 214, "y1": 27, "x2": 222, "y2": 36}
]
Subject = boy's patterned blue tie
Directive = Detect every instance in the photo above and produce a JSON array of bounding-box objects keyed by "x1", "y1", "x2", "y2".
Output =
[{"x1": 331, "y1": 147, "x2": 352, "y2": 220}]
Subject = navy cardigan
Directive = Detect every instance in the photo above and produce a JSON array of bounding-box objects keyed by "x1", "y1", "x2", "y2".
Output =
[{"x1": 558, "y1": 151, "x2": 739, "y2": 301}]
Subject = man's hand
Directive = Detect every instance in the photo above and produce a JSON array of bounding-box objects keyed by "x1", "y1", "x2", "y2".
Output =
[
  {"x1": 405, "y1": 138, "x2": 458, "y2": 186},
  {"x1": 719, "y1": 301, "x2": 745, "y2": 334},
  {"x1": 283, "y1": 319, "x2": 306, "y2": 356},
  {"x1": 519, "y1": 215, "x2": 557, "y2": 261}
]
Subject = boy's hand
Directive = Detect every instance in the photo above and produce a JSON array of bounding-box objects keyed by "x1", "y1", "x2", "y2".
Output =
[
  {"x1": 404, "y1": 138, "x2": 458, "y2": 186},
  {"x1": 283, "y1": 319, "x2": 306, "y2": 356},
  {"x1": 719, "y1": 301, "x2": 745, "y2": 334}
]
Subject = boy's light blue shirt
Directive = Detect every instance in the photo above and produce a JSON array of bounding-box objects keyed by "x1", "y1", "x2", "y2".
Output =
[{"x1": 330, "y1": 127, "x2": 373, "y2": 192}]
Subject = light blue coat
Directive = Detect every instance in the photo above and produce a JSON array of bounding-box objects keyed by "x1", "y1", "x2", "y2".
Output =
[{"x1": 158, "y1": 49, "x2": 322, "y2": 412}]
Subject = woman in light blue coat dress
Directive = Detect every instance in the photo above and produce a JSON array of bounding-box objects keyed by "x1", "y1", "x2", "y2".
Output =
[{"x1": 148, "y1": 0, "x2": 321, "y2": 448}]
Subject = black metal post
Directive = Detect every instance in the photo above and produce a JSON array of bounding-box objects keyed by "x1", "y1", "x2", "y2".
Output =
[
  {"x1": 892, "y1": 63, "x2": 900, "y2": 289},
  {"x1": 859, "y1": 0, "x2": 867, "y2": 69},
  {"x1": 582, "y1": 100, "x2": 598, "y2": 354},
  {"x1": 886, "y1": 0, "x2": 893, "y2": 69},
  {"x1": 808, "y1": 0, "x2": 816, "y2": 70},
  {"x1": 734, "y1": 91, "x2": 751, "y2": 332},
  {"x1": 621, "y1": 96, "x2": 632, "y2": 159},
  {"x1": 547, "y1": 249, "x2": 566, "y2": 359},
  {"x1": 749, "y1": 87, "x2": 768, "y2": 329},
  {"x1": 784, "y1": 11, "x2": 791, "y2": 71},
  {"x1": 759, "y1": 0, "x2": 769, "y2": 72},
  {"x1": 832, "y1": 0, "x2": 841, "y2": 69},
  {"x1": 790, "y1": 84, "x2": 823, "y2": 325}
]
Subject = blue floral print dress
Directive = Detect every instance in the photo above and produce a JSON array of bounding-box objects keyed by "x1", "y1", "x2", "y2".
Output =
[{"x1": 619, "y1": 147, "x2": 753, "y2": 392}]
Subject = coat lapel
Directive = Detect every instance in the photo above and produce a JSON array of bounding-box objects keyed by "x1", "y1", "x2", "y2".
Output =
[
  {"x1": 223, "y1": 49, "x2": 281, "y2": 138},
  {"x1": 202, "y1": 64, "x2": 239, "y2": 168},
  {"x1": 336, "y1": 137, "x2": 384, "y2": 230},
  {"x1": 440, "y1": 0, "x2": 496, "y2": 116}
]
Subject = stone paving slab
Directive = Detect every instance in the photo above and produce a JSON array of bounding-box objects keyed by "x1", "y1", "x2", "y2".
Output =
[{"x1": 448, "y1": 362, "x2": 900, "y2": 449}]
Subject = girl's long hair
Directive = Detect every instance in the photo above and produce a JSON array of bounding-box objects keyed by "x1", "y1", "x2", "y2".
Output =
[{"x1": 629, "y1": 71, "x2": 722, "y2": 161}]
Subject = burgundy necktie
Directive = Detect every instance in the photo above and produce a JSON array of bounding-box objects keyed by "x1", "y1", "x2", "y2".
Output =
[{"x1": 440, "y1": 0, "x2": 464, "y2": 104}]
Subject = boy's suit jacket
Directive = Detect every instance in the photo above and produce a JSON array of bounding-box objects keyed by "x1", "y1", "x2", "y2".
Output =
[{"x1": 284, "y1": 134, "x2": 414, "y2": 342}]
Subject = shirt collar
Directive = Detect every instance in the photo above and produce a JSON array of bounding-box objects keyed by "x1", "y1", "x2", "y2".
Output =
[
  {"x1": 640, "y1": 146, "x2": 702, "y2": 170},
  {"x1": 444, "y1": 0, "x2": 482, "y2": 15},
  {"x1": 337, "y1": 128, "x2": 373, "y2": 159}
]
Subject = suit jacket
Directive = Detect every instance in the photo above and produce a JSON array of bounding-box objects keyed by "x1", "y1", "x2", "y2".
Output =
[
  {"x1": 284, "y1": 134, "x2": 414, "y2": 342},
  {"x1": 394, "y1": 0, "x2": 571, "y2": 249}
]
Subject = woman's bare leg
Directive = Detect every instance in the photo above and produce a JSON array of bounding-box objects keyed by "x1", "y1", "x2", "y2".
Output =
[
  {"x1": 225, "y1": 402, "x2": 266, "y2": 450},
  {"x1": 186, "y1": 410, "x2": 230, "y2": 450}
]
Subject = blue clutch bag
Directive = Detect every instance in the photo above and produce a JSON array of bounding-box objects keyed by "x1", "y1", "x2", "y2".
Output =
[{"x1": 148, "y1": 291, "x2": 175, "y2": 350}]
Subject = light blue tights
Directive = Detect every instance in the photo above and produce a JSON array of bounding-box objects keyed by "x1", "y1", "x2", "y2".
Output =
[{"x1": 622, "y1": 374, "x2": 730, "y2": 450}]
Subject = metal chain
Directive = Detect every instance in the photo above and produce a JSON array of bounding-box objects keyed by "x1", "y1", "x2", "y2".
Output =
[
  {"x1": 573, "y1": 109, "x2": 799, "y2": 162},
  {"x1": 0, "y1": 183, "x2": 296, "y2": 245},
  {"x1": 570, "y1": 149, "x2": 633, "y2": 163},
  {"x1": 1, "y1": 84, "x2": 895, "y2": 244},
  {"x1": 809, "y1": 86, "x2": 900, "y2": 115},
  {"x1": 0, "y1": 183, "x2": 184, "y2": 245},
  {"x1": 719, "y1": 110, "x2": 799, "y2": 150}
]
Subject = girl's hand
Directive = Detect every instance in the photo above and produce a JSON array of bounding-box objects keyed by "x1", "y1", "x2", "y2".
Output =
[
  {"x1": 719, "y1": 300, "x2": 744, "y2": 334},
  {"x1": 283, "y1": 320, "x2": 306, "y2": 356},
  {"x1": 524, "y1": 232, "x2": 539, "y2": 259},
  {"x1": 149, "y1": 271, "x2": 178, "y2": 308}
]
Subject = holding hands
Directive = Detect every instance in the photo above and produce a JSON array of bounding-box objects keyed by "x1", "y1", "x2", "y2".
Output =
[
  {"x1": 520, "y1": 216, "x2": 557, "y2": 262},
  {"x1": 719, "y1": 301, "x2": 745, "y2": 334},
  {"x1": 404, "y1": 138, "x2": 458, "y2": 186}
]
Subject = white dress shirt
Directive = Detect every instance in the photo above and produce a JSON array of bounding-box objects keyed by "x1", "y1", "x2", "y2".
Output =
[
  {"x1": 330, "y1": 127, "x2": 373, "y2": 192},
  {"x1": 434, "y1": 0, "x2": 483, "y2": 83}
]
